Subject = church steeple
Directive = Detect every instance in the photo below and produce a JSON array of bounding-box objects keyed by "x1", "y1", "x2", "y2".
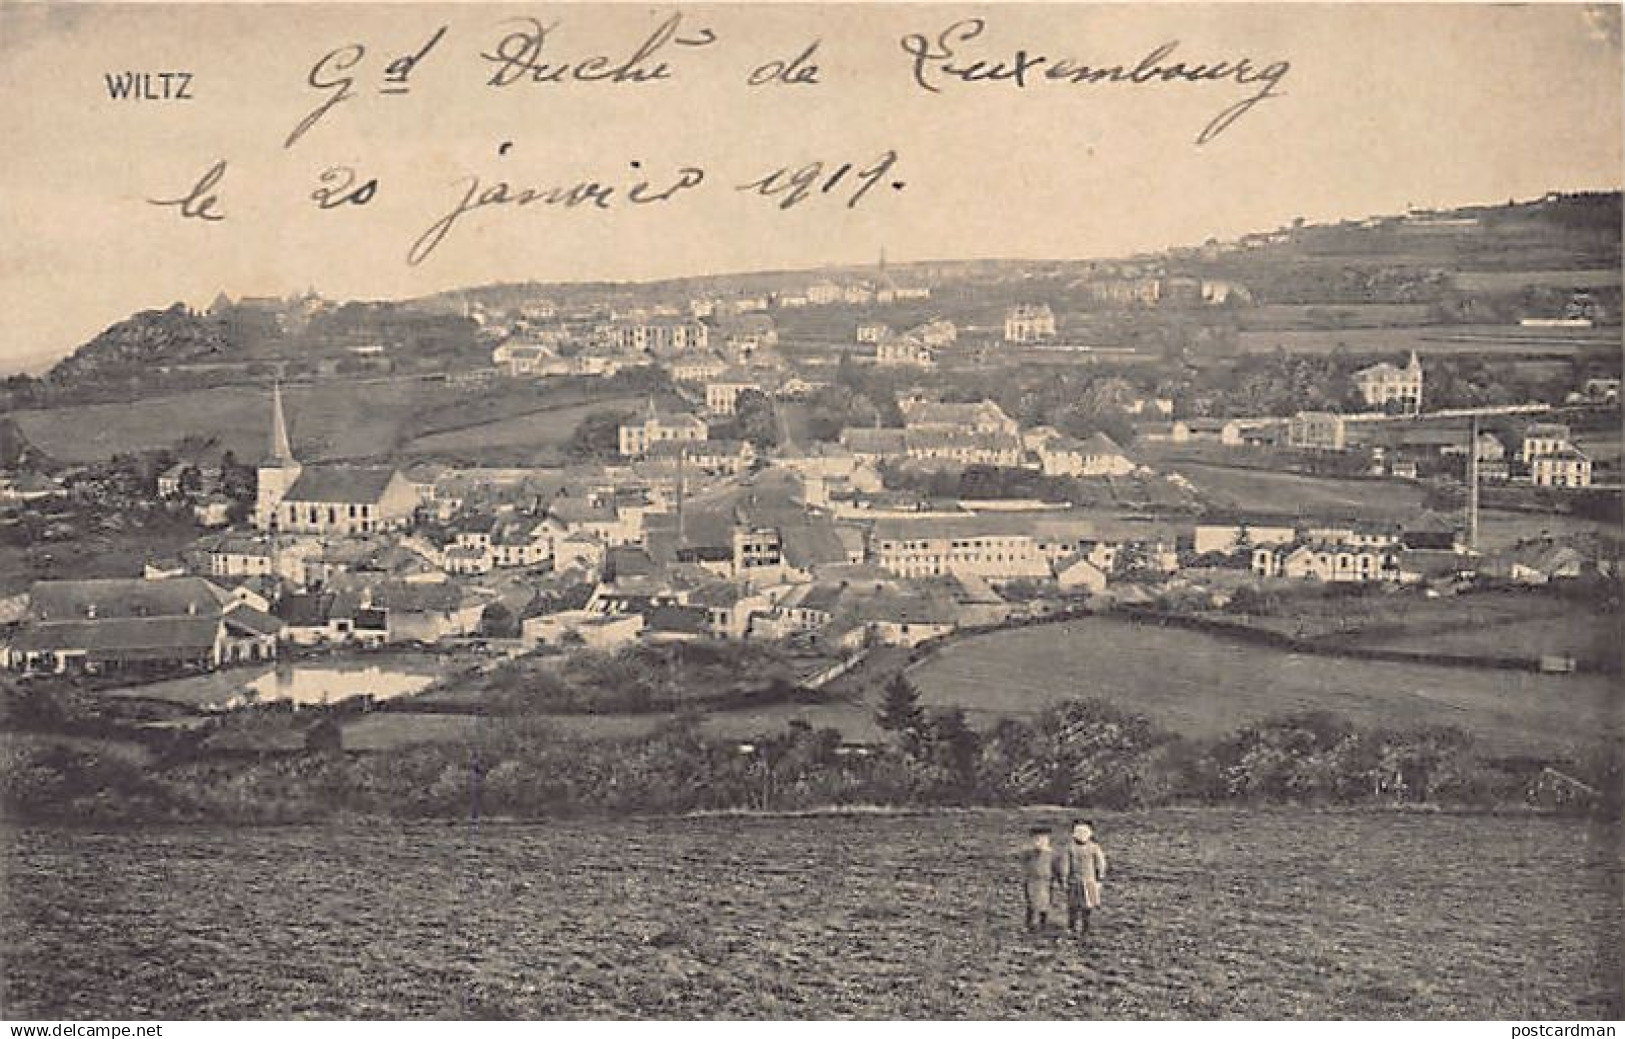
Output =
[
  {"x1": 268, "y1": 381, "x2": 295, "y2": 466},
  {"x1": 255, "y1": 381, "x2": 302, "y2": 532}
]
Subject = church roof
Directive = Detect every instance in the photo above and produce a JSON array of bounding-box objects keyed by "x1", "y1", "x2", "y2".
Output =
[{"x1": 283, "y1": 465, "x2": 401, "y2": 504}]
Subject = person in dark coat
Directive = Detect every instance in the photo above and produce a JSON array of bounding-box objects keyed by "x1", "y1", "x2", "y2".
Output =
[
  {"x1": 1058, "y1": 819, "x2": 1108, "y2": 939},
  {"x1": 1017, "y1": 827, "x2": 1061, "y2": 931}
]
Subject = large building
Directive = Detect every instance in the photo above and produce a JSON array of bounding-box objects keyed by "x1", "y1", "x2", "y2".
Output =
[
  {"x1": 5, "y1": 577, "x2": 281, "y2": 675},
  {"x1": 868, "y1": 513, "x2": 1111, "y2": 582},
  {"x1": 604, "y1": 317, "x2": 709, "y2": 356},
  {"x1": 1520, "y1": 422, "x2": 1573, "y2": 464},
  {"x1": 1531, "y1": 448, "x2": 1592, "y2": 489},
  {"x1": 618, "y1": 403, "x2": 709, "y2": 457},
  {"x1": 1004, "y1": 304, "x2": 1057, "y2": 343},
  {"x1": 1353, "y1": 352, "x2": 1424, "y2": 413},
  {"x1": 1037, "y1": 433, "x2": 1136, "y2": 477},
  {"x1": 1286, "y1": 411, "x2": 1348, "y2": 452},
  {"x1": 705, "y1": 370, "x2": 768, "y2": 416},
  {"x1": 1084, "y1": 277, "x2": 1161, "y2": 306},
  {"x1": 255, "y1": 384, "x2": 419, "y2": 536},
  {"x1": 875, "y1": 335, "x2": 937, "y2": 368},
  {"x1": 901, "y1": 399, "x2": 1019, "y2": 436}
]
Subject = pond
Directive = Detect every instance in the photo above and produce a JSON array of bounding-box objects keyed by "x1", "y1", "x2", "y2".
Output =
[
  {"x1": 108, "y1": 660, "x2": 447, "y2": 711},
  {"x1": 236, "y1": 664, "x2": 439, "y2": 709}
]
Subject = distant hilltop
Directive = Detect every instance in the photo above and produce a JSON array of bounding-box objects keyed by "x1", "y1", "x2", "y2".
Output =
[
  {"x1": 42, "y1": 302, "x2": 230, "y2": 387},
  {"x1": 428, "y1": 190, "x2": 1622, "y2": 308},
  {"x1": 15, "y1": 188, "x2": 1622, "y2": 394}
]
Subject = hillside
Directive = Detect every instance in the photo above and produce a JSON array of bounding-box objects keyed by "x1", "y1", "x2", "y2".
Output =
[
  {"x1": 428, "y1": 192, "x2": 1623, "y2": 311},
  {"x1": 14, "y1": 190, "x2": 1620, "y2": 405},
  {"x1": 44, "y1": 303, "x2": 231, "y2": 386},
  {"x1": 1181, "y1": 193, "x2": 1623, "y2": 309}
]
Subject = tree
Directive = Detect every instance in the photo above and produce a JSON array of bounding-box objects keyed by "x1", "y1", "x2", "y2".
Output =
[
  {"x1": 480, "y1": 602, "x2": 519, "y2": 639},
  {"x1": 219, "y1": 450, "x2": 257, "y2": 501},
  {"x1": 731, "y1": 389, "x2": 779, "y2": 451},
  {"x1": 876, "y1": 673, "x2": 925, "y2": 753},
  {"x1": 565, "y1": 410, "x2": 632, "y2": 461},
  {"x1": 924, "y1": 707, "x2": 982, "y2": 800},
  {"x1": 1113, "y1": 541, "x2": 1154, "y2": 577}
]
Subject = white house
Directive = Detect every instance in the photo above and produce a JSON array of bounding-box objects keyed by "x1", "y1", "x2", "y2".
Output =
[
  {"x1": 1004, "y1": 304, "x2": 1057, "y2": 343},
  {"x1": 1038, "y1": 433, "x2": 1135, "y2": 477},
  {"x1": 1054, "y1": 555, "x2": 1108, "y2": 594},
  {"x1": 618, "y1": 406, "x2": 709, "y2": 457},
  {"x1": 1531, "y1": 448, "x2": 1592, "y2": 488},
  {"x1": 1521, "y1": 423, "x2": 1573, "y2": 464},
  {"x1": 1353, "y1": 352, "x2": 1423, "y2": 413}
]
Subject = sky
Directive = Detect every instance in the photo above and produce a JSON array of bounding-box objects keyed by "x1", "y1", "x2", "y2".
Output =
[{"x1": 0, "y1": 2, "x2": 1620, "y2": 370}]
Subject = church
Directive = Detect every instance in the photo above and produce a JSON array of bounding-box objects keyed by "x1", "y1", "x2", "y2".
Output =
[{"x1": 254, "y1": 383, "x2": 419, "y2": 536}]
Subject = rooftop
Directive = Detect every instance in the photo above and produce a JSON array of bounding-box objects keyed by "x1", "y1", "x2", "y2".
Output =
[
  {"x1": 28, "y1": 577, "x2": 228, "y2": 623},
  {"x1": 284, "y1": 465, "x2": 402, "y2": 505}
]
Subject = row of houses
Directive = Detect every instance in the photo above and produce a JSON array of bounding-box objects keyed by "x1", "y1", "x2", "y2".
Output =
[
  {"x1": 4, "y1": 577, "x2": 281, "y2": 675},
  {"x1": 838, "y1": 425, "x2": 1136, "y2": 477},
  {"x1": 1249, "y1": 544, "x2": 1463, "y2": 584},
  {"x1": 801, "y1": 279, "x2": 931, "y2": 307},
  {"x1": 1284, "y1": 413, "x2": 1598, "y2": 487}
]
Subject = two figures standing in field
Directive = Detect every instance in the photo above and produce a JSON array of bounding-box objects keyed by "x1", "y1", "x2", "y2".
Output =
[{"x1": 1021, "y1": 821, "x2": 1108, "y2": 940}]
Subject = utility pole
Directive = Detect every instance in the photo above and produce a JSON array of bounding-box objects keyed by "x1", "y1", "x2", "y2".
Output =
[
  {"x1": 1467, "y1": 413, "x2": 1480, "y2": 551},
  {"x1": 675, "y1": 446, "x2": 686, "y2": 551}
]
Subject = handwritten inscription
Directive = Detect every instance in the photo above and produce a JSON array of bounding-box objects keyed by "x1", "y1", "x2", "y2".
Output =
[
  {"x1": 285, "y1": 26, "x2": 447, "y2": 149},
  {"x1": 738, "y1": 151, "x2": 901, "y2": 210},
  {"x1": 311, "y1": 166, "x2": 380, "y2": 209},
  {"x1": 148, "y1": 159, "x2": 227, "y2": 222},
  {"x1": 134, "y1": 12, "x2": 1295, "y2": 263},
  {"x1": 747, "y1": 39, "x2": 822, "y2": 86},
  {"x1": 899, "y1": 18, "x2": 1289, "y2": 145},
  {"x1": 407, "y1": 159, "x2": 707, "y2": 266},
  {"x1": 481, "y1": 14, "x2": 717, "y2": 87},
  {"x1": 406, "y1": 148, "x2": 902, "y2": 266},
  {"x1": 105, "y1": 71, "x2": 193, "y2": 101}
]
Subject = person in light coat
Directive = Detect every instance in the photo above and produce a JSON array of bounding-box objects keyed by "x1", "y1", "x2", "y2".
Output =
[{"x1": 1058, "y1": 819, "x2": 1108, "y2": 939}]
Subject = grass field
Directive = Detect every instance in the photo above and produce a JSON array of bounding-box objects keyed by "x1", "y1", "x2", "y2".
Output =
[
  {"x1": 908, "y1": 617, "x2": 1619, "y2": 757},
  {"x1": 11, "y1": 379, "x2": 436, "y2": 464},
  {"x1": 1149, "y1": 460, "x2": 1430, "y2": 519},
  {"x1": 1145, "y1": 456, "x2": 1618, "y2": 550},
  {"x1": 1298, "y1": 591, "x2": 1614, "y2": 666},
  {"x1": 9, "y1": 378, "x2": 665, "y2": 466},
  {"x1": 1199, "y1": 590, "x2": 1617, "y2": 670},
  {"x1": 3, "y1": 811, "x2": 1618, "y2": 1018},
  {"x1": 1361, "y1": 617, "x2": 1614, "y2": 665},
  {"x1": 1452, "y1": 269, "x2": 1623, "y2": 292},
  {"x1": 400, "y1": 397, "x2": 644, "y2": 460},
  {"x1": 1471, "y1": 511, "x2": 1623, "y2": 554},
  {"x1": 340, "y1": 697, "x2": 885, "y2": 752},
  {"x1": 1236, "y1": 324, "x2": 1620, "y2": 357},
  {"x1": 1236, "y1": 303, "x2": 1438, "y2": 330}
]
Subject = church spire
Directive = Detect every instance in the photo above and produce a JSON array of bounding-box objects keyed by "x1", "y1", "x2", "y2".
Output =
[{"x1": 268, "y1": 381, "x2": 295, "y2": 465}]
